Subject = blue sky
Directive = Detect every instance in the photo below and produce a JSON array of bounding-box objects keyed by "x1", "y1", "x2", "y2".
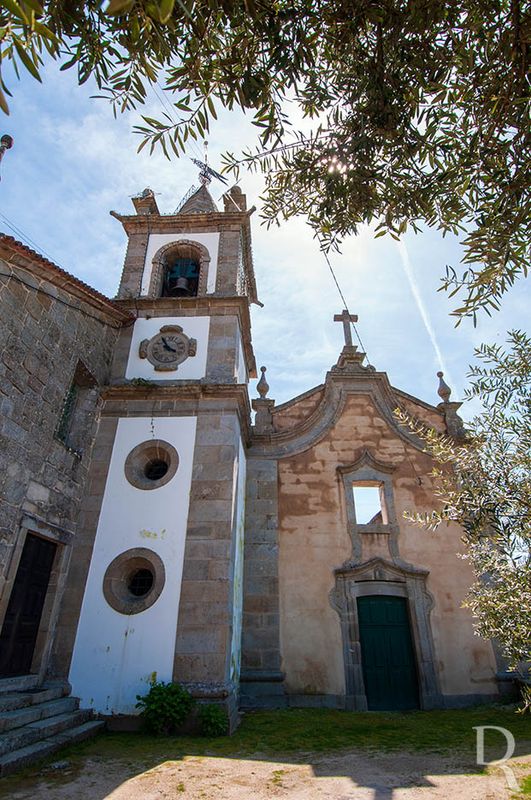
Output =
[{"x1": 1, "y1": 61, "x2": 528, "y2": 412}]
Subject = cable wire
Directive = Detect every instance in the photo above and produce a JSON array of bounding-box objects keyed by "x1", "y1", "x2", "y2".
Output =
[
  {"x1": 0, "y1": 212, "x2": 65, "y2": 270},
  {"x1": 321, "y1": 245, "x2": 424, "y2": 484},
  {"x1": 321, "y1": 247, "x2": 372, "y2": 368}
]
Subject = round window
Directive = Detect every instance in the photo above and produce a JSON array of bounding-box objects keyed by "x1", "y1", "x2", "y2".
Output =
[
  {"x1": 124, "y1": 439, "x2": 178, "y2": 490},
  {"x1": 144, "y1": 459, "x2": 169, "y2": 481},
  {"x1": 128, "y1": 568, "x2": 154, "y2": 597},
  {"x1": 103, "y1": 549, "x2": 165, "y2": 615}
]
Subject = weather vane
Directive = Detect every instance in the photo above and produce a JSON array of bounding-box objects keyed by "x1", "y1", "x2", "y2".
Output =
[{"x1": 191, "y1": 140, "x2": 228, "y2": 186}]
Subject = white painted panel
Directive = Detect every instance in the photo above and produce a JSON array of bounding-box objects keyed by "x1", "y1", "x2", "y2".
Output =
[
  {"x1": 142, "y1": 232, "x2": 220, "y2": 295},
  {"x1": 229, "y1": 437, "x2": 246, "y2": 683},
  {"x1": 126, "y1": 316, "x2": 210, "y2": 380},
  {"x1": 69, "y1": 416, "x2": 196, "y2": 714}
]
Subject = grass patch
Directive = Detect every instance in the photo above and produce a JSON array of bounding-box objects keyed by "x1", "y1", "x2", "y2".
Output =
[
  {"x1": 84, "y1": 706, "x2": 530, "y2": 760},
  {"x1": 517, "y1": 775, "x2": 531, "y2": 796},
  {"x1": 0, "y1": 706, "x2": 529, "y2": 796}
]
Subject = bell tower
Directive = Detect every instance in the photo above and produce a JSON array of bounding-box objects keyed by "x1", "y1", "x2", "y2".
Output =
[{"x1": 59, "y1": 179, "x2": 257, "y2": 728}]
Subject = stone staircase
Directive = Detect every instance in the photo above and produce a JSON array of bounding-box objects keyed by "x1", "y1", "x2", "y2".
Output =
[{"x1": 0, "y1": 679, "x2": 105, "y2": 776}]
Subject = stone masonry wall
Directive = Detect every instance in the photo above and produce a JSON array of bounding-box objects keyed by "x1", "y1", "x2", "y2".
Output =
[{"x1": 0, "y1": 258, "x2": 120, "y2": 574}]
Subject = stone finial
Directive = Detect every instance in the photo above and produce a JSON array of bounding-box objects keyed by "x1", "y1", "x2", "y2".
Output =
[
  {"x1": 223, "y1": 185, "x2": 247, "y2": 212},
  {"x1": 257, "y1": 366, "x2": 269, "y2": 398},
  {"x1": 437, "y1": 371, "x2": 451, "y2": 403},
  {"x1": 0, "y1": 134, "x2": 13, "y2": 179},
  {"x1": 436, "y1": 371, "x2": 466, "y2": 440},
  {"x1": 132, "y1": 188, "x2": 159, "y2": 215},
  {"x1": 253, "y1": 367, "x2": 275, "y2": 433}
]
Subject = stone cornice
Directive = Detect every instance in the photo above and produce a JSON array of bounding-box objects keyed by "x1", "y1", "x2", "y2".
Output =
[
  {"x1": 250, "y1": 369, "x2": 434, "y2": 458},
  {"x1": 110, "y1": 209, "x2": 253, "y2": 233},
  {"x1": 100, "y1": 382, "x2": 252, "y2": 443}
]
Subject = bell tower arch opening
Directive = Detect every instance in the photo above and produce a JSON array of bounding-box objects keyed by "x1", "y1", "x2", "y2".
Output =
[{"x1": 149, "y1": 239, "x2": 211, "y2": 298}]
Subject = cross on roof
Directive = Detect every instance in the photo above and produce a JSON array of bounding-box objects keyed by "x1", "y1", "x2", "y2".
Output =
[{"x1": 334, "y1": 309, "x2": 358, "y2": 347}]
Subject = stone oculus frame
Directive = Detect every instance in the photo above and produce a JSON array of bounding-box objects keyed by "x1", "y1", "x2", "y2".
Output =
[
  {"x1": 330, "y1": 557, "x2": 442, "y2": 711},
  {"x1": 103, "y1": 547, "x2": 165, "y2": 616},
  {"x1": 124, "y1": 439, "x2": 179, "y2": 491}
]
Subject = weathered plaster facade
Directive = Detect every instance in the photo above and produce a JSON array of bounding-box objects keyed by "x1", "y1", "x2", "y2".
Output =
[{"x1": 242, "y1": 350, "x2": 499, "y2": 710}]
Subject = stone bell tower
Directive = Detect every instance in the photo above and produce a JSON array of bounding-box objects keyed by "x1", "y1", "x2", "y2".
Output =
[{"x1": 55, "y1": 179, "x2": 258, "y2": 727}]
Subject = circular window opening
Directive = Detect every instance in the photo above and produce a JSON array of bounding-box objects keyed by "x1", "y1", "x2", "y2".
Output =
[
  {"x1": 124, "y1": 439, "x2": 179, "y2": 490},
  {"x1": 144, "y1": 458, "x2": 169, "y2": 481},
  {"x1": 128, "y1": 567, "x2": 154, "y2": 597},
  {"x1": 103, "y1": 549, "x2": 165, "y2": 615}
]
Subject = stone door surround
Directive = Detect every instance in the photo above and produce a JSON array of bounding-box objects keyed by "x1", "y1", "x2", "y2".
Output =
[{"x1": 330, "y1": 557, "x2": 442, "y2": 711}]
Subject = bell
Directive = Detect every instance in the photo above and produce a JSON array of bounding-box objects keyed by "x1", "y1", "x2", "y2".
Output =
[{"x1": 173, "y1": 276, "x2": 192, "y2": 296}]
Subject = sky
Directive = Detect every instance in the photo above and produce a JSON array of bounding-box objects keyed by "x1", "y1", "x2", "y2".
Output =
[{"x1": 1, "y1": 60, "x2": 529, "y2": 414}]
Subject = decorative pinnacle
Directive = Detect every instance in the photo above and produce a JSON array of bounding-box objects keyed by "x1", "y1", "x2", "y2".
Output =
[
  {"x1": 437, "y1": 371, "x2": 451, "y2": 403},
  {"x1": 257, "y1": 366, "x2": 269, "y2": 398}
]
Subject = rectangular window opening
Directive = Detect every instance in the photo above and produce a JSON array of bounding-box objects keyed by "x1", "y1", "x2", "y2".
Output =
[
  {"x1": 352, "y1": 483, "x2": 388, "y2": 525},
  {"x1": 54, "y1": 361, "x2": 97, "y2": 455}
]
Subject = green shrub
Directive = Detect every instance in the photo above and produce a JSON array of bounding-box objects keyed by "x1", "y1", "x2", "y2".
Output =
[
  {"x1": 136, "y1": 680, "x2": 195, "y2": 735},
  {"x1": 198, "y1": 703, "x2": 229, "y2": 737}
]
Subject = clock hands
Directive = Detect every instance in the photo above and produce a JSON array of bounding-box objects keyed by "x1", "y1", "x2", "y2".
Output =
[{"x1": 161, "y1": 337, "x2": 177, "y2": 353}]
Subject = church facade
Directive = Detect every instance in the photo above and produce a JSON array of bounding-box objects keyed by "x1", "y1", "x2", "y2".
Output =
[{"x1": 0, "y1": 181, "x2": 501, "y2": 729}]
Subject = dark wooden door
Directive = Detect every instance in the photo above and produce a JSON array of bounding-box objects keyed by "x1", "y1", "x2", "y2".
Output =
[
  {"x1": 357, "y1": 595, "x2": 419, "y2": 711},
  {"x1": 0, "y1": 534, "x2": 57, "y2": 677}
]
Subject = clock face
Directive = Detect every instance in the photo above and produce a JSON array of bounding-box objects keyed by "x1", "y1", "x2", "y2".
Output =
[
  {"x1": 139, "y1": 327, "x2": 197, "y2": 372},
  {"x1": 151, "y1": 334, "x2": 187, "y2": 365}
]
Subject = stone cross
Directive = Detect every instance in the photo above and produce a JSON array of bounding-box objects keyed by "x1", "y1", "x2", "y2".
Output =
[{"x1": 334, "y1": 309, "x2": 358, "y2": 347}]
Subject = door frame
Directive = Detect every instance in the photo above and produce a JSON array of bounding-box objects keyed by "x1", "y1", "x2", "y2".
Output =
[
  {"x1": 330, "y1": 556, "x2": 442, "y2": 710},
  {"x1": 0, "y1": 516, "x2": 73, "y2": 682}
]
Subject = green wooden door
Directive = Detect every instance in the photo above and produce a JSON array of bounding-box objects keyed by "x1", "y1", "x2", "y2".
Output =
[{"x1": 357, "y1": 595, "x2": 419, "y2": 711}]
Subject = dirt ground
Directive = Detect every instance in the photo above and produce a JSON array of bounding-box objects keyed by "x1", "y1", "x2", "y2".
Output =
[{"x1": 2, "y1": 749, "x2": 530, "y2": 799}]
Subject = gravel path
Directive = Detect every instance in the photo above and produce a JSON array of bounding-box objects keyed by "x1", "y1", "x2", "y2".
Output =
[{"x1": 1, "y1": 749, "x2": 529, "y2": 799}]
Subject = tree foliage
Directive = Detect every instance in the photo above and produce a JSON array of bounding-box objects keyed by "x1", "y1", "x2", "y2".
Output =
[
  {"x1": 1, "y1": 1, "x2": 529, "y2": 318},
  {"x1": 398, "y1": 330, "x2": 530, "y2": 680}
]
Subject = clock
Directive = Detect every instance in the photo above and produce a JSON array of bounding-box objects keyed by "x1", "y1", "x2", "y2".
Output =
[{"x1": 139, "y1": 325, "x2": 197, "y2": 372}]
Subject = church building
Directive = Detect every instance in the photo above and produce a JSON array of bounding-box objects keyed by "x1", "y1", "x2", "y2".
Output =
[{"x1": 0, "y1": 176, "x2": 502, "y2": 754}]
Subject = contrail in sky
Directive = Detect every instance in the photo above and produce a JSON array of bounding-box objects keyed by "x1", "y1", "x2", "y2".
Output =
[{"x1": 395, "y1": 240, "x2": 455, "y2": 394}]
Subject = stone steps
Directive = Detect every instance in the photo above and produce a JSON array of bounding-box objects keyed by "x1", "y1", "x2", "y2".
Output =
[
  {"x1": 0, "y1": 696, "x2": 79, "y2": 733},
  {"x1": 0, "y1": 683, "x2": 105, "y2": 776},
  {"x1": 0, "y1": 683, "x2": 66, "y2": 713},
  {"x1": 0, "y1": 720, "x2": 105, "y2": 776}
]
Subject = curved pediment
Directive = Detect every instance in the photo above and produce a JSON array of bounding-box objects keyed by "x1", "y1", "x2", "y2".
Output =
[
  {"x1": 334, "y1": 556, "x2": 429, "y2": 582},
  {"x1": 249, "y1": 368, "x2": 440, "y2": 459}
]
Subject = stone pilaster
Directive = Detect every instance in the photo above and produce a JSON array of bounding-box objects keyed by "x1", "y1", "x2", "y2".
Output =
[
  {"x1": 116, "y1": 232, "x2": 149, "y2": 299},
  {"x1": 240, "y1": 457, "x2": 285, "y2": 708},
  {"x1": 215, "y1": 228, "x2": 241, "y2": 295},
  {"x1": 205, "y1": 316, "x2": 241, "y2": 383},
  {"x1": 173, "y1": 404, "x2": 244, "y2": 729}
]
